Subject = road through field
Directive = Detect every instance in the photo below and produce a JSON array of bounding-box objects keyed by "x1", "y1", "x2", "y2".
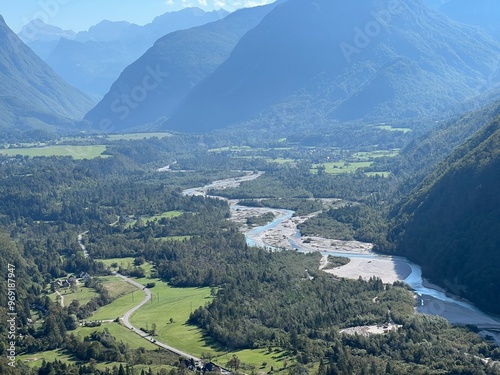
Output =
[{"x1": 114, "y1": 272, "x2": 202, "y2": 363}]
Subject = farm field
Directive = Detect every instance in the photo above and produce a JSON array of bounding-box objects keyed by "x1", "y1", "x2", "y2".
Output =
[{"x1": 0, "y1": 145, "x2": 107, "y2": 159}]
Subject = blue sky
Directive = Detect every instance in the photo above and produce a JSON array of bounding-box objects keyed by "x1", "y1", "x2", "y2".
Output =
[{"x1": 1, "y1": 0, "x2": 274, "y2": 32}]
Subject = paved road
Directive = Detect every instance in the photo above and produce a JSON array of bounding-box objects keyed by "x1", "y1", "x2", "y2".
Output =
[{"x1": 114, "y1": 272, "x2": 202, "y2": 363}]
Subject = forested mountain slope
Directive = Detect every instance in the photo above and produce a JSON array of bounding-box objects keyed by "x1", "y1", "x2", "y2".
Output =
[
  {"x1": 390, "y1": 97, "x2": 500, "y2": 191},
  {"x1": 0, "y1": 15, "x2": 95, "y2": 137},
  {"x1": 387, "y1": 110, "x2": 500, "y2": 314},
  {"x1": 84, "y1": 3, "x2": 279, "y2": 132},
  {"x1": 163, "y1": 0, "x2": 500, "y2": 133}
]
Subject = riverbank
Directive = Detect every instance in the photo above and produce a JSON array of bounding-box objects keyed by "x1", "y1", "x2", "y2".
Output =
[
  {"x1": 234, "y1": 204, "x2": 409, "y2": 284},
  {"x1": 321, "y1": 255, "x2": 412, "y2": 284},
  {"x1": 183, "y1": 173, "x2": 500, "y2": 345}
]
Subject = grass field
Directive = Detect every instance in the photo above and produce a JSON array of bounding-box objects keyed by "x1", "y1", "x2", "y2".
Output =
[
  {"x1": 50, "y1": 285, "x2": 99, "y2": 306},
  {"x1": 97, "y1": 257, "x2": 154, "y2": 278},
  {"x1": 129, "y1": 283, "x2": 213, "y2": 357},
  {"x1": 106, "y1": 132, "x2": 173, "y2": 141},
  {"x1": 101, "y1": 278, "x2": 137, "y2": 299},
  {"x1": 90, "y1": 291, "x2": 139, "y2": 321},
  {"x1": 125, "y1": 211, "x2": 184, "y2": 228},
  {"x1": 311, "y1": 161, "x2": 373, "y2": 174},
  {"x1": 266, "y1": 158, "x2": 295, "y2": 165},
  {"x1": 376, "y1": 125, "x2": 412, "y2": 133},
  {"x1": 75, "y1": 322, "x2": 158, "y2": 350},
  {"x1": 128, "y1": 281, "x2": 291, "y2": 372},
  {"x1": 44, "y1": 258, "x2": 294, "y2": 373},
  {"x1": 0, "y1": 145, "x2": 107, "y2": 159}
]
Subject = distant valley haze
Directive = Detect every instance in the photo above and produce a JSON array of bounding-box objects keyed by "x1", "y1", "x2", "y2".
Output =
[{"x1": 1, "y1": 0, "x2": 275, "y2": 32}]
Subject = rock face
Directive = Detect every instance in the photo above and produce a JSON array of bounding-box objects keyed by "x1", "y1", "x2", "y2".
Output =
[
  {"x1": 161, "y1": 0, "x2": 500, "y2": 133},
  {"x1": 0, "y1": 15, "x2": 95, "y2": 135},
  {"x1": 84, "y1": 3, "x2": 279, "y2": 132}
]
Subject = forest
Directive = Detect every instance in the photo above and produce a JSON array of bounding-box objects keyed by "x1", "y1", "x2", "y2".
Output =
[{"x1": 0, "y1": 129, "x2": 499, "y2": 374}]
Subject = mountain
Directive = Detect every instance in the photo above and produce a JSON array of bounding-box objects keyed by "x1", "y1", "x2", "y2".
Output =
[
  {"x1": 162, "y1": 0, "x2": 500, "y2": 133},
  {"x1": 18, "y1": 19, "x2": 75, "y2": 59},
  {"x1": 387, "y1": 102, "x2": 500, "y2": 314},
  {"x1": 84, "y1": 3, "x2": 280, "y2": 132},
  {"x1": 439, "y1": 0, "x2": 500, "y2": 40},
  {"x1": 74, "y1": 20, "x2": 136, "y2": 43},
  {"x1": 389, "y1": 89, "x2": 500, "y2": 190},
  {"x1": 423, "y1": 0, "x2": 449, "y2": 9},
  {"x1": 24, "y1": 8, "x2": 228, "y2": 97},
  {"x1": 0, "y1": 15, "x2": 95, "y2": 137}
]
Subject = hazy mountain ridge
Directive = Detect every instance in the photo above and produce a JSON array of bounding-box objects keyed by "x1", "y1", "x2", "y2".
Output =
[
  {"x1": 21, "y1": 8, "x2": 228, "y2": 96},
  {"x1": 439, "y1": 0, "x2": 500, "y2": 39},
  {"x1": 0, "y1": 15, "x2": 95, "y2": 136},
  {"x1": 162, "y1": 0, "x2": 500, "y2": 133},
  {"x1": 387, "y1": 103, "x2": 500, "y2": 314},
  {"x1": 84, "y1": 3, "x2": 280, "y2": 132}
]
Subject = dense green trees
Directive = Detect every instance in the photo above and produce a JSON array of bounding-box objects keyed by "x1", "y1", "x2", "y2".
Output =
[
  {"x1": 0, "y1": 130, "x2": 499, "y2": 374},
  {"x1": 386, "y1": 114, "x2": 500, "y2": 314},
  {"x1": 298, "y1": 204, "x2": 388, "y2": 245}
]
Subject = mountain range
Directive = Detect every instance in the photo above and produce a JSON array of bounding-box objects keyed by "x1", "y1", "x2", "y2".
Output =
[
  {"x1": 20, "y1": 8, "x2": 228, "y2": 97},
  {"x1": 84, "y1": 2, "x2": 281, "y2": 132},
  {"x1": 0, "y1": 15, "x2": 95, "y2": 139},
  {"x1": 83, "y1": 0, "x2": 500, "y2": 134},
  {"x1": 160, "y1": 0, "x2": 500, "y2": 133}
]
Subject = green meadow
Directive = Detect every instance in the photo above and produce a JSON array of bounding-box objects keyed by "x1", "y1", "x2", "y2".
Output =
[
  {"x1": 376, "y1": 125, "x2": 412, "y2": 133},
  {"x1": 311, "y1": 161, "x2": 373, "y2": 174},
  {"x1": 49, "y1": 285, "x2": 98, "y2": 306},
  {"x1": 128, "y1": 281, "x2": 294, "y2": 372},
  {"x1": 0, "y1": 145, "x2": 107, "y2": 159},
  {"x1": 125, "y1": 211, "x2": 184, "y2": 228}
]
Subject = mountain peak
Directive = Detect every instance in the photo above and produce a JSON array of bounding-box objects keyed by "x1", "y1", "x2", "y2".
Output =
[{"x1": 18, "y1": 18, "x2": 75, "y2": 42}]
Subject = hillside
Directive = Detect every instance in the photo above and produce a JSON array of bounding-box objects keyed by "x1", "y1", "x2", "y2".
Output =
[
  {"x1": 18, "y1": 19, "x2": 75, "y2": 59},
  {"x1": 25, "y1": 8, "x2": 228, "y2": 96},
  {"x1": 84, "y1": 3, "x2": 280, "y2": 132},
  {"x1": 440, "y1": 0, "x2": 500, "y2": 39},
  {"x1": 0, "y1": 15, "x2": 95, "y2": 138},
  {"x1": 389, "y1": 93, "x2": 500, "y2": 191},
  {"x1": 163, "y1": 0, "x2": 500, "y2": 133},
  {"x1": 387, "y1": 106, "x2": 500, "y2": 314}
]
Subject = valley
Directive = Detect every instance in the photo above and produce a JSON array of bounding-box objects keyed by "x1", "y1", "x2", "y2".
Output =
[
  {"x1": 0, "y1": 127, "x2": 499, "y2": 374},
  {"x1": 1, "y1": 0, "x2": 500, "y2": 374}
]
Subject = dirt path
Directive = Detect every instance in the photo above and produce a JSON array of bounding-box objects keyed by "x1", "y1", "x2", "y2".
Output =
[{"x1": 55, "y1": 290, "x2": 64, "y2": 307}]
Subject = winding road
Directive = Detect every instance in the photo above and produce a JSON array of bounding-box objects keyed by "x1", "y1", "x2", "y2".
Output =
[
  {"x1": 113, "y1": 272, "x2": 202, "y2": 362},
  {"x1": 78, "y1": 232, "x2": 202, "y2": 363}
]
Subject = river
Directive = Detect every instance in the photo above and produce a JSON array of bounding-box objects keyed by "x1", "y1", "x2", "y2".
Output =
[{"x1": 182, "y1": 174, "x2": 500, "y2": 344}]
